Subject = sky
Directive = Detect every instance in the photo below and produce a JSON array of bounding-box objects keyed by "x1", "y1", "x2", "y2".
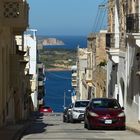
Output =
[{"x1": 28, "y1": 0, "x2": 107, "y2": 36}]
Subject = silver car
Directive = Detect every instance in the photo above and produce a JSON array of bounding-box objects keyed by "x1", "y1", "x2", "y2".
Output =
[{"x1": 70, "y1": 100, "x2": 89, "y2": 123}]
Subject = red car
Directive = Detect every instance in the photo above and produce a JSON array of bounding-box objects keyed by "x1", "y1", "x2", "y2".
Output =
[
  {"x1": 84, "y1": 98, "x2": 125, "y2": 130},
  {"x1": 39, "y1": 106, "x2": 53, "y2": 113}
]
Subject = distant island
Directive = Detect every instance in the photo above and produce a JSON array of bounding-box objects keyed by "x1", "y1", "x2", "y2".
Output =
[
  {"x1": 41, "y1": 38, "x2": 64, "y2": 46},
  {"x1": 37, "y1": 36, "x2": 77, "y2": 71}
]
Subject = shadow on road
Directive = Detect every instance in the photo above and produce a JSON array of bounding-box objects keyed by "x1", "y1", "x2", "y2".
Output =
[{"x1": 21, "y1": 112, "x2": 48, "y2": 137}]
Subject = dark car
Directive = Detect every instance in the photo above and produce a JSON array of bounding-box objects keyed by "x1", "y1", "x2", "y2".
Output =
[
  {"x1": 39, "y1": 106, "x2": 53, "y2": 113},
  {"x1": 84, "y1": 98, "x2": 125, "y2": 130},
  {"x1": 63, "y1": 103, "x2": 73, "y2": 123}
]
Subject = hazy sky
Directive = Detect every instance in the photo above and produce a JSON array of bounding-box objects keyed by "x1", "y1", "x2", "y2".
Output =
[{"x1": 28, "y1": 0, "x2": 107, "y2": 36}]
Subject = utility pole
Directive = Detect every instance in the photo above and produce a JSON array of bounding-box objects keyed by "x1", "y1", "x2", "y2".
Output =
[{"x1": 63, "y1": 90, "x2": 66, "y2": 109}]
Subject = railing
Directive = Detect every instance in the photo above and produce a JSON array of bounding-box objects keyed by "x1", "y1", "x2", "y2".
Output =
[{"x1": 126, "y1": 13, "x2": 140, "y2": 33}]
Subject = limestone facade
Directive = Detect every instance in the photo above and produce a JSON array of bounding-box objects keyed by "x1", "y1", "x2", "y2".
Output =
[
  {"x1": 107, "y1": 0, "x2": 140, "y2": 123},
  {"x1": 0, "y1": 0, "x2": 29, "y2": 127}
]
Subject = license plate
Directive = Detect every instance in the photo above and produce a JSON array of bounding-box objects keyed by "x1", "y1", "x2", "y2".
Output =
[{"x1": 105, "y1": 120, "x2": 112, "y2": 124}]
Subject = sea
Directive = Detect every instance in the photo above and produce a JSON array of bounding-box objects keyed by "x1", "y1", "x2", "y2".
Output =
[{"x1": 44, "y1": 35, "x2": 87, "y2": 112}]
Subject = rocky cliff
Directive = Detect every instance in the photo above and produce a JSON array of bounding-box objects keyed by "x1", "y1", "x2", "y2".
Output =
[{"x1": 42, "y1": 38, "x2": 64, "y2": 46}]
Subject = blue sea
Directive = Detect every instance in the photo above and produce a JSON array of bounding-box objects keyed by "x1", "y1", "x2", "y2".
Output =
[
  {"x1": 44, "y1": 36, "x2": 86, "y2": 112},
  {"x1": 45, "y1": 71, "x2": 73, "y2": 112}
]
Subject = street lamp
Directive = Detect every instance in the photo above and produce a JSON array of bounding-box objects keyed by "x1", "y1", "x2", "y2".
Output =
[{"x1": 63, "y1": 90, "x2": 71, "y2": 109}]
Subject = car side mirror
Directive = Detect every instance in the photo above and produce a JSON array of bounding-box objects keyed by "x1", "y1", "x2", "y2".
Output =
[
  {"x1": 86, "y1": 106, "x2": 89, "y2": 110},
  {"x1": 121, "y1": 107, "x2": 124, "y2": 110}
]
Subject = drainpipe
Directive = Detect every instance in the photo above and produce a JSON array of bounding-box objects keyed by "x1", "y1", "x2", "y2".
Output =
[
  {"x1": 138, "y1": 0, "x2": 140, "y2": 123},
  {"x1": 138, "y1": 95, "x2": 140, "y2": 122}
]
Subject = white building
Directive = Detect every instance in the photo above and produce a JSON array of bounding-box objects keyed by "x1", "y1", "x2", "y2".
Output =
[{"x1": 24, "y1": 29, "x2": 38, "y2": 110}]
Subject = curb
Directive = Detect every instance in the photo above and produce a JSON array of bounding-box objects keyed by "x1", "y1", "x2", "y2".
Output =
[{"x1": 126, "y1": 126, "x2": 140, "y2": 135}]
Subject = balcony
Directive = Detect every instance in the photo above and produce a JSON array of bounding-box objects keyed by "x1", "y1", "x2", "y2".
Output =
[
  {"x1": 0, "y1": 0, "x2": 29, "y2": 32},
  {"x1": 72, "y1": 72, "x2": 77, "y2": 77},
  {"x1": 126, "y1": 13, "x2": 139, "y2": 33},
  {"x1": 106, "y1": 33, "x2": 120, "y2": 63},
  {"x1": 38, "y1": 81, "x2": 44, "y2": 86},
  {"x1": 106, "y1": 33, "x2": 115, "y2": 50},
  {"x1": 24, "y1": 55, "x2": 29, "y2": 62},
  {"x1": 72, "y1": 80, "x2": 77, "y2": 87},
  {"x1": 85, "y1": 68, "x2": 92, "y2": 81},
  {"x1": 37, "y1": 63, "x2": 44, "y2": 69}
]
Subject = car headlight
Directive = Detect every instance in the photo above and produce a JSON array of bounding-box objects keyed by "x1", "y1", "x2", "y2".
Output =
[
  {"x1": 89, "y1": 111, "x2": 99, "y2": 117},
  {"x1": 118, "y1": 112, "x2": 125, "y2": 117},
  {"x1": 68, "y1": 111, "x2": 71, "y2": 114}
]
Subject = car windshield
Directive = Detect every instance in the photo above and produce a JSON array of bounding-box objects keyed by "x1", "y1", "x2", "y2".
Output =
[
  {"x1": 75, "y1": 101, "x2": 89, "y2": 107},
  {"x1": 91, "y1": 99, "x2": 121, "y2": 109}
]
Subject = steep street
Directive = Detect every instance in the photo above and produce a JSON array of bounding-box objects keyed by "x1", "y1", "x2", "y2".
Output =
[{"x1": 21, "y1": 113, "x2": 140, "y2": 140}]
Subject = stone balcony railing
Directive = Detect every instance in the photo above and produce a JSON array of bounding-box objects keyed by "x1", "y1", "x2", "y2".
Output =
[{"x1": 0, "y1": 0, "x2": 29, "y2": 32}]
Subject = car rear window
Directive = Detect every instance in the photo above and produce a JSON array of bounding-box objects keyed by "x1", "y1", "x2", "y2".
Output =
[
  {"x1": 75, "y1": 101, "x2": 89, "y2": 107},
  {"x1": 91, "y1": 99, "x2": 120, "y2": 109},
  {"x1": 42, "y1": 106, "x2": 50, "y2": 109}
]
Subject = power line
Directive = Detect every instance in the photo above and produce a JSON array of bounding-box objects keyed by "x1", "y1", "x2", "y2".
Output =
[
  {"x1": 99, "y1": 8, "x2": 107, "y2": 30},
  {"x1": 91, "y1": 0, "x2": 108, "y2": 33}
]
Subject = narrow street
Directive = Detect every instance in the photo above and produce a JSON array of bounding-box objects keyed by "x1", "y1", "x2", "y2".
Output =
[{"x1": 21, "y1": 113, "x2": 140, "y2": 140}]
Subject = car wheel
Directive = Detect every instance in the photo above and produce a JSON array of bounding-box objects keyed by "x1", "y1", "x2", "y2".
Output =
[
  {"x1": 84, "y1": 121, "x2": 87, "y2": 128},
  {"x1": 63, "y1": 117, "x2": 66, "y2": 122},
  {"x1": 120, "y1": 126, "x2": 126, "y2": 130},
  {"x1": 71, "y1": 118, "x2": 75, "y2": 123},
  {"x1": 66, "y1": 117, "x2": 69, "y2": 123},
  {"x1": 87, "y1": 120, "x2": 92, "y2": 130}
]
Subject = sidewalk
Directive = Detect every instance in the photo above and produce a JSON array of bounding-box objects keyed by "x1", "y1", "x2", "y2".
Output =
[{"x1": 126, "y1": 122, "x2": 140, "y2": 134}]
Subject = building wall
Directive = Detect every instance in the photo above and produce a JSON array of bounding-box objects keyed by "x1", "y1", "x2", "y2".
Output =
[
  {"x1": 76, "y1": 48, "x2": 87, "y2": 100},
  {"x1": 107, "y1": 0, "x2": 140, "y2": 123},
  {"x1": 93, "y1": 31, "x2": 107, "y2": 98},
  {"x1": 0, "y1": 0, "x2": 29, "y2": 127}
]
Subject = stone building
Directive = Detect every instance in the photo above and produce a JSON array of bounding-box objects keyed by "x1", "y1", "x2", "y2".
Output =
[
  {"x1": 76, "y1": 30, "x2": 107, "y2": 100},
  {"x1": 76, "y1": 48, "x2": 87, "y2": 100},
  {"x1": 107, "y1": 0, "x2": 140, "y2": 123},
  {"x1": 0, "y1": 0, "x2": 29, "y2": 127}
]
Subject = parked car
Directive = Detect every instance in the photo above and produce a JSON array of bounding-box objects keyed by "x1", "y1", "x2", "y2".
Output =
[
  {"x1": 84, "y1": 98, "x2": 125, "y2": 130},
  {"x1": 63, "y1": 103, "x2": 73, "y2": 122},
  {"x1": 39, "y1": 106, "x2": 53, "y2": 113},
  {"x1": 69, "y1": 100, "x2": 89, "y2": 123}
]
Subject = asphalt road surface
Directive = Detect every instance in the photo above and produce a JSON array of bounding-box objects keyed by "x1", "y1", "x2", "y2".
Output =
[{"x1": 21, "y1": 113, "x2": 140, "y2": 140}]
